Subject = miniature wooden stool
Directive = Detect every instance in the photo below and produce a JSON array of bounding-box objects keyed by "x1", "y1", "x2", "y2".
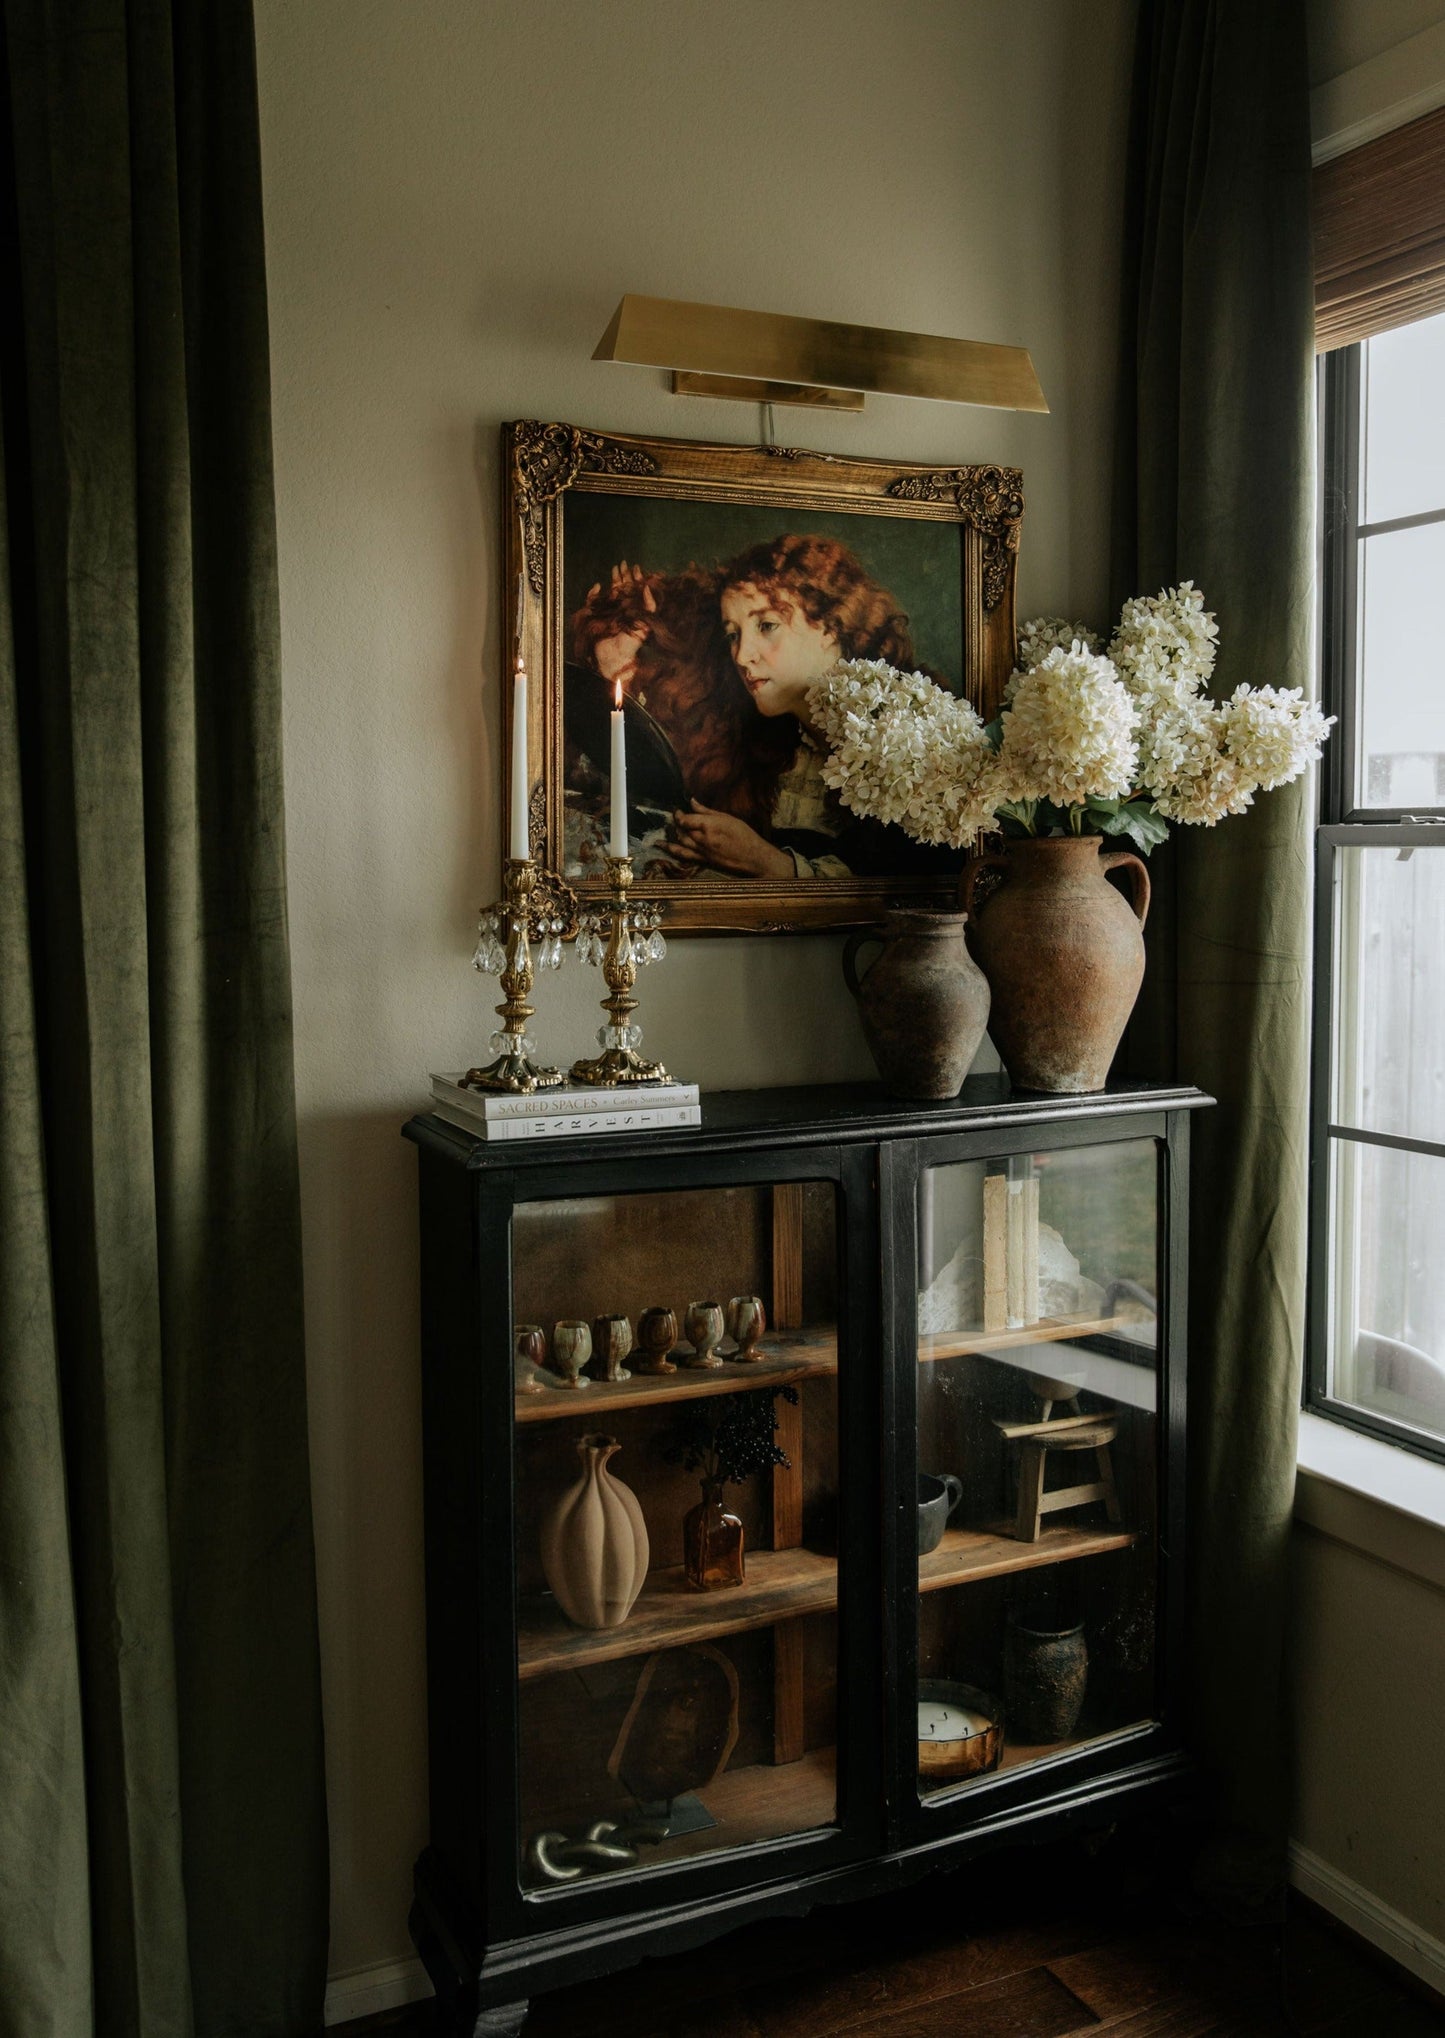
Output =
[{"x1": 994, "y1": 1371, "x2": 1123, "y2": 1543}]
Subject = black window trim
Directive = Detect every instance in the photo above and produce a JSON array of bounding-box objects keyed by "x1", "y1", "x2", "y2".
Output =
[{"x1": 1307, "y1": 340, "x2": 1445, "y2": 1466}]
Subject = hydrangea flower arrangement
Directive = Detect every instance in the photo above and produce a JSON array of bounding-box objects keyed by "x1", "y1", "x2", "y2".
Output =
[{"x1": 807, "y1": 583, "x2": 1332, "y2": 854}]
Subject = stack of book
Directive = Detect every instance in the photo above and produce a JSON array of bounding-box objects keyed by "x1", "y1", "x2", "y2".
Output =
[{"x1": 428, "y1": 1072, "x2": 701, "y2": 1143}]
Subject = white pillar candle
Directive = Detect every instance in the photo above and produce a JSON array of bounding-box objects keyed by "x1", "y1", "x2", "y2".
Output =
[
  {"x1": 509, "y1": 659, "x2": 529, "y2": 860},
  {"x1": 918, "y1": 1701, "x2": 990, "y2": 1741},
  {"x1": 609, "y1": 679, "x2": 628, "y2": 858}
]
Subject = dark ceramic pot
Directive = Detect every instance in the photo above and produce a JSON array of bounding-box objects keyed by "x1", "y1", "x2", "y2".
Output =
[
  {"x1": 1003, "y1": 1617, "x2": 1087, "y2": 1742},
  {"x1": 842, "y1": 908, "x2": 990, "y2": 1100},
  {"x1": 917, "y1": 1472, "x2": 963, "y2": 1555},
  {"x1": 961, "y1": 837, "x2": 1150, "y2": 1094}
]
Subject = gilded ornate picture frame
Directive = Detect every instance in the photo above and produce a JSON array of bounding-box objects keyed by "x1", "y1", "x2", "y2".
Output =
[{"x1": 505, "y1": 420, "x2": 1022, "y2": 935}]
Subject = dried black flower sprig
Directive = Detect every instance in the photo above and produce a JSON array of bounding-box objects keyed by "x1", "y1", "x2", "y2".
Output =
[{"x1": 661, "y1": 1386, "x2": 797, "y2": 1488}]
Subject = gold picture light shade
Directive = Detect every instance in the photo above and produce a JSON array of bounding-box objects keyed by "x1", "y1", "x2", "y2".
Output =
[{"x1": 593, "y1": 294, "x2": 1048, "y2": 413}]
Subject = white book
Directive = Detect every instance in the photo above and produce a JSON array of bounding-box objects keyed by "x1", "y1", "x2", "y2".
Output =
[
  {"x1": 430, "y1": 1072, "x2": 699, "y2": 1123},
  {"x1": 432, "y1": 1100, "x2": 701, "y2": 1143}
]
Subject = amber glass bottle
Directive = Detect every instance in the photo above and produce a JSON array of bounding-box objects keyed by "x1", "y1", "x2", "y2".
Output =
[{"x1": 682, "y1": 1479, "x2": 745, "y2": 1590}]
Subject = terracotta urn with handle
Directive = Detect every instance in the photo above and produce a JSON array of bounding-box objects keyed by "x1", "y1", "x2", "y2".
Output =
[
  {"x1": 960, "y1": 837, "x2": 1150, "y2": 1094},
  {"x1": 842, "y1": 907, "x2": 991, "y2": 1100}
]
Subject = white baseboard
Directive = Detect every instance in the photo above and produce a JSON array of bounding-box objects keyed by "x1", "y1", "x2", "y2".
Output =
[
  {"x1": 323, "y1": 1953, "x2": 433, "y2": 2026},
  {"x1": 1289, "y1": 1842, "x2": 1445, "y2": 2000}
]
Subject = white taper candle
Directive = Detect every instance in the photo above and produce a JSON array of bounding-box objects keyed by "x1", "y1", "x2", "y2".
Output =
[
  {"x1": 609, "y1": 680, "x2": 628, "y2": 857},
  {"x1": 509, "y1": 659, "x2": 529, "y2": 859}
]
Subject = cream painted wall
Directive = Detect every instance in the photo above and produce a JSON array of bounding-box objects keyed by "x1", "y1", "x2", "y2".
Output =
[
  {"x1": 253, "y1": 0, "x2": 1134, "y2": 1984},
  {"x1": 1308, "y1": 0, "x2": 1445, "y2": 83},
  {"x1": 1291, "y1": 1512, "x2": 1445, "y2": 1957}
]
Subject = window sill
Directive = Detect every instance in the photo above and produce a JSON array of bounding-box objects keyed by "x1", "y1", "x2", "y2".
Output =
[{"x1": 1296, "y1": 1411, "x2": 1445, "y2": 1590}]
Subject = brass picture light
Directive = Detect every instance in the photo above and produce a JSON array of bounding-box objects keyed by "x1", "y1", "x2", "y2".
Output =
[{"x1": 592, "y1": 293, "x2": 1048, "y2": 415}]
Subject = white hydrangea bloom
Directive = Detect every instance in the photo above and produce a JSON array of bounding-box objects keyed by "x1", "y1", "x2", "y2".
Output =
[
  {"x1": 1016, "y1": 615, "x2": 1101, "y2": 672},
  {"x1": 808, "y1": 659, "x2": 1002, "y2": 849},
  {"x1": 1109, "y1": 581, "x2": 1219, "y2": 702},
  {"x1": 1223, "y1": 684, "x2": 1333, "y2": 790},
  {"x1": 998, "y1": 645, "x2": 1138, "y2": 805},
  {"x1": 1147, "y1": 701, "x2": 1254, "y2": 823}
]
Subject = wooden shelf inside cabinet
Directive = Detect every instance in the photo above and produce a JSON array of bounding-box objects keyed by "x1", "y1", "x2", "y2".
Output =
[
  {"x1": 520, "y1": 1522, "x2": 1136, "y2": 1685},
  {"x1": 515, "y1": 1327, "x2": 837, "y2": 1423},
  {"x1": 918, "y1": 1522, "x2": 1137, "y2": 1593},
  {"x1": 517, "y1": 1546, "x2": 839, "y2": 1682},
  {"x1": 630, "y1": 1749, "x2": 836, "y2": 1870},
  {"x1": 918, "y1": 1315, "x2": 1137, "y2": 1364}
]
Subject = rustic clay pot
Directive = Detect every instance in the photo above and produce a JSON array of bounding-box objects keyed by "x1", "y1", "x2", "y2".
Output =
[
  {"x1": 842, "y1": 908, "x2": 990, "y2": 1100},
  {"x1": 539, "y1": 1433, "x2": 649, "y2": 1629},
  {"x1": 961, "y1": 837, "x2": 1150, "y2": 1094}
]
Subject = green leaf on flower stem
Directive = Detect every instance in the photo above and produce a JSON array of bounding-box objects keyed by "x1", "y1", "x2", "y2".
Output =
[
  {"x1": 983, "y1": 716, "x2": 1005, "y2": 752},
  {"x1": 1092, "y1": 801, "x2": 1169, "y2": 854}
]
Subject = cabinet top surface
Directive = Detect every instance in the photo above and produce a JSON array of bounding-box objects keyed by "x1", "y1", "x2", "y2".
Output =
[{"x1": 404, "y1": 1074, "x2": 1212, "y2": 1172}]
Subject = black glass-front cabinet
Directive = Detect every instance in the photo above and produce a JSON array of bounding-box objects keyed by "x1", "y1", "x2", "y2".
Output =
[{"x1": 405, "y1": 1079, "x2": 1206, "y2": 2034}]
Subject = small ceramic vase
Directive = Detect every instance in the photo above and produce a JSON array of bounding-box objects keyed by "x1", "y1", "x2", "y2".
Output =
[
  {"x1": 726, "y1": 1295, "x2": 767, "y2": 1363},
  {"x1": 682, "y1": 1300, "x2": 725, "y2": 1370},
  {"x1": 630, "y1": 1306, "x2": 677, "y2": 1376},
  {"x1": 514, "y1": 1323, "x2": 548, "y2": 1395},
  {"x1": 590, "y1": 1313, "x2": 633, "y2": 1383},
  {"x1": 1004, "y1": 1617, "x2": 1088, "y2": 1741},
  {"x1": 683, "y1": 1479, "x2": 745, "y2": 1590},
  {"x1": 540, "y1": 1432, "x2": 649, "y2": 1628},
  {"x1": 842, "y1": 907, "x2": 990, "y2": 1099},
  {"x1": 551, "y1": 1319, "x2": 593, "y2": 1389}
]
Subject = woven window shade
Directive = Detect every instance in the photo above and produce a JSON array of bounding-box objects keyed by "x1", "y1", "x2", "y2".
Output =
[{"x1": 1314, "y1": 104, "x2": 1445, "y2": 351}]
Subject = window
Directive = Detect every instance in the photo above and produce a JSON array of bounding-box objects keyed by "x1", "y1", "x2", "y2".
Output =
[{"x1": 1310, "y1": 309, "x2": 1445, "y2": 1461}]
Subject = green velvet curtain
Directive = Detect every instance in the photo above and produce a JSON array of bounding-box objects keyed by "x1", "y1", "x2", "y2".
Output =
[
  {"x1": 0, "y1": 3, "x2": 328, "y2": 2032},
  {"x1": 1114, "y1": 0, "x2": 1316, "y2": 1891}
]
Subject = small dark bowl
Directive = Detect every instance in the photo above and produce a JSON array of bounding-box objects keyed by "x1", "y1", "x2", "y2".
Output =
[{"x1": 917, "y1": 1472, "x2": 963, "y2": 1555}]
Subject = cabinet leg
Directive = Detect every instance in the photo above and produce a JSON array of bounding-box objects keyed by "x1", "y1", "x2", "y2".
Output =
[{"x1": 473, "y1": 2004, "x2": 529, "y2": 2037}]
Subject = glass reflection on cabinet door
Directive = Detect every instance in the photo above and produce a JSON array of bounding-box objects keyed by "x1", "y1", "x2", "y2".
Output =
[
  {"x1": 510, "y1": 1179, "x2": 843, "y2": 1888},
  {"x1": 914, "y1": 1140, "x2": 1161, "y2": 1797}
]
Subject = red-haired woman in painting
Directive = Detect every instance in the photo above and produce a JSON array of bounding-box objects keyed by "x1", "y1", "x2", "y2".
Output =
[
  {"x1": 568, "y1": 533, "x2": 928, "y2": 878},
  {"x1": 673, "y1": 534, "x2": 918, "y2": 877}
]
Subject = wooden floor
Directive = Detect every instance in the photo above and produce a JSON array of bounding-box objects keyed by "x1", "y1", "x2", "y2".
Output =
[{"x1": 343, "y1": 1827, "x2": 1445, "y2": 2037}]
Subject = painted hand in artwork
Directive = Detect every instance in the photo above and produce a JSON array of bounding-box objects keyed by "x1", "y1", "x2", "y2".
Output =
[
  {"x1": 665, "y1": 799, "x2": 793, "y2": 880},
  {"x1": 583, "y1": 562, "x2": 658, "y2": 691}
]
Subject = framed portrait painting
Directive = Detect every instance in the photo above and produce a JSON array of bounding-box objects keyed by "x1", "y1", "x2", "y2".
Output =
[{"x1": 505, "y1": 420, "x2": 1023, "y2": 934}]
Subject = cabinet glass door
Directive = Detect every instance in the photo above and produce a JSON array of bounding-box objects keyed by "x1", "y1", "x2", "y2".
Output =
[
  {"x1": 510, "y1": 1178, "x2": 842, "y2": 1889},
  {"x1": 913, "y1": 1139, "x2": 1160, "y2": 1797}
]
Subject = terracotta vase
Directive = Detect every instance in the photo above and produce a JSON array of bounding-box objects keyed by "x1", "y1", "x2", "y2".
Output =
[
  {"x1": 961, "y1": 837, "x2": 1150, "y2": 1094},
  {"x1": 540, "y1": 1433, "x2": 649, "y2": 1629},
  {"x1": 842, "y1": 908, "x2": 991, "y2": 1100}
]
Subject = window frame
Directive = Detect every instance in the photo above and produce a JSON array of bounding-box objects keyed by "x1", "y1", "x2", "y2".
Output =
[{"x1": 1307, "y1": 338, "x2": 1445, "y2": 1464}]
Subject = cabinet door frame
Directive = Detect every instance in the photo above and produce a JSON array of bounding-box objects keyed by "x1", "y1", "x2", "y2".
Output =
[
  {"x1": 473, "y1": 1139, "x2": 884, "y2": 1947},
  {"x1": 881, "y1": 1109, "x2": 1192, "y2": 1848}
]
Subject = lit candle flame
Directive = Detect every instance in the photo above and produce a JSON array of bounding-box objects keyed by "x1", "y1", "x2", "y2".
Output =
[{"x1": 613, "y1": 678, "x2": 622, "y2": 711}]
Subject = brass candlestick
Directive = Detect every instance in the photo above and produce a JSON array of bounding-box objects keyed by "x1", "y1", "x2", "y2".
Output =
[
  {"x1": 570, "y1": 855, "x2": 670, "y2": 1086},
  {"x1": 461, "y1": 858, "x2": 573, "y2": 1094}
]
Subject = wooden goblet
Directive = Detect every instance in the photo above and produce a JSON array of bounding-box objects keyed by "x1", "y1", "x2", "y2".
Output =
[
  {"x1": 683, "y1": 1300, "x2": 726, "y2": 1370},
  {"x1": 551, "y1": 1319, "x2": 593, "y2": 1389},
  {"x1": 514, "y1": 1323, "x2": 548, "y2": 1395},
  {"x1": 726, "y1": 1295, "x2": 767, "y2": 1362},
  {"x1": 630, "y1": 1306, "x2": 677, "y2": 1376},
  {"x1": 590, "y1": 1313, "x2": 633, "y2": 1383}
]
